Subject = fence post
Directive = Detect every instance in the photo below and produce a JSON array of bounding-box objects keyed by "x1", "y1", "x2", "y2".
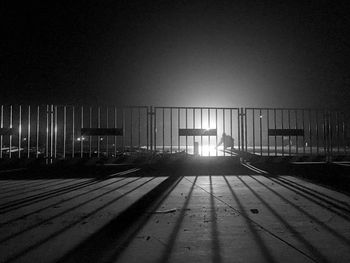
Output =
[
  {"x1": 149, "y1": 106, "x2": 153, "y2": 152},
  {"x1": 240, "y1": 107, "x2": 245, "y2": 152}
]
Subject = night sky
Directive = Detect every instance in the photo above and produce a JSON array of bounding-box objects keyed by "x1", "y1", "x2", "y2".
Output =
[{"x1": 1, "y1": 1, "x2": 350, "y2": 109}]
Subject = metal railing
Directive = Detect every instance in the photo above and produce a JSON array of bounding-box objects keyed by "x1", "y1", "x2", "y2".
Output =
[
  {"x1": 243, "y1": 108, "x2": 348, "y2": 158},
  {"x1": 153, "y1": 107, "x2": 240, "y2": 156},
  {"x1": 0, "y1": 105, "x2": 149, "y2": 161},
  {"x1": 0, "y1": 105, "x2": 348, "y2": 160}
]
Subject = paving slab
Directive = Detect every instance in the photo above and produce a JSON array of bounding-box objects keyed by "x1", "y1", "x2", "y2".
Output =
[
  {"x1": 115, "y1": 175, "x2": 350, "y2": 263},
  {"x1": 0, "y1": 169, "x2": 168, "y2": 263}
]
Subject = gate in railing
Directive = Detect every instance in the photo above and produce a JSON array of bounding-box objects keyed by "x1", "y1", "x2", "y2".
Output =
[
  {"x1": 0, "y1": 105, "x2": 348, "y2": 160},
  {"x1": 152, "y1": 107, "x2": 241, "y2": 156}
]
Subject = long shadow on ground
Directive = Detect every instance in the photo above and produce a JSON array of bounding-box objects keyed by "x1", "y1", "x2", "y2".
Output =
[{"x1": 250, "y1": 161, "x2": 350, "y2": 195}]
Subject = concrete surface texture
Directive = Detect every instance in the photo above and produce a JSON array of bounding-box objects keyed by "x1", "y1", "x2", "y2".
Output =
[
  {"x1": 115, "y1": 175, "x2": 350, "y2": 263},
  {"x1": 0, "y1": 169, "x2": 167, "y2": 263},
  {"x1": 0, "y1": 163, "x2": 349, "y2": 263}
]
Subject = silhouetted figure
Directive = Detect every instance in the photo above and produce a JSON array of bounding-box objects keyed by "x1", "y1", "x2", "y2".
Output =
[{"x1": 217, "y1": 132, "x2": 234, "y2": 149}]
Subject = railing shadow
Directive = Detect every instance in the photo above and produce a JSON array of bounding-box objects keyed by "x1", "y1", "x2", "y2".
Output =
[
  {"x1": 272, "y1": 176, "x2": 350, "y2": 212},
  {"x1": 156, "y1": 176, "x2": 198, "y2": 263},
  {"x1": 209, "y1": 175, "x2": 222, "y2": 263},
  {"x1": 223, "y1": 175, "x2": 277, "y2": 263},
  {"x1": 0, "y1": 163, "x2": 139, "y2": 180},
  {"x1": 0, "y1": 178, "x2": 57, "y2": 189},
  {"x1": 276, "y1": 176, "x2": 350, "y2": 208},
  {"x1": 0, "y1": 178, "x2": 101, "y2": 213},
  {"x1": 0, "y1": 176, "x2": 143, "y2": 244},
  {"x1": 0, "y1": 178, "x2": 85, "y2": 202},
  {"x1": 0, "y1": 177, "x2": 129, "y2": 226},
  {"x1": 250, "y1": 175, "x2": 350, "y2": 247},
  {"x1": 0, "y1": 177, "x2": 152, "y2": 263},
  {"x1": 237, "y1": 176, "x2": 329, "y2": 263},
  {"x1": 0, "y1": 178, "x2": 76, "y2": 197},
  {"x1": 58, "y1": 175, "x2": 182, "y2": 263},
  {"x1": 264, "y1": 176, "x2": 350, "y2": 221}
]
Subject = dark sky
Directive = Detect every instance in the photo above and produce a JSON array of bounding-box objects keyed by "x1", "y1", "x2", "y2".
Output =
[{"x1": 1, "y1": 0, "x2": 350, "y2": 109}]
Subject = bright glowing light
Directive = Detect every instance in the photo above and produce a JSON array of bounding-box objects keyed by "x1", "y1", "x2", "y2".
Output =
[{"x1": 198, "y1": 144, "x2": 217, "y2": 156}]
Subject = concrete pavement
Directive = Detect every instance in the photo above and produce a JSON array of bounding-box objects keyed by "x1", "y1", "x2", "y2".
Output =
[
  {"x1": 0, "y1": 168, "x2": 168, "y2": 263},
  {"x1": 115, "y1": 175, "x2": 350, "y2": 263},
  {"x1": 0, "y1": 161, "x2": 349, "y2": 263}
]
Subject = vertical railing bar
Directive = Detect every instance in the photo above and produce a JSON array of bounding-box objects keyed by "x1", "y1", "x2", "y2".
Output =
[
  {"x1": 0, "y1": 105, "x2": 3, "y2": 158},
  {"x1": 259, "y1": 108, "x2": 262, "y2": 156},
  {"x1": 267, "y1": 109, "x2": 270, "y2": 156},
  {"x1": 316, "y1": 110, "x2": 319, "y2": 155},
  {"x1": 97, "y1": 107, "x2": 100, "y2": 158},
  {"x1": 185, "y1": 108, "x2": 188, "y2": 154},
  {"x1": 9, "y1": 105, "x2": 12, "y2": 158},
  {"x1": 54, "y1": 105, "x2": 57, "y2": 158},
  {"x1": 240, "y1": 108, "x2": 243, "y2": 151},
  {"x1": 50, "y1": 105, "x2": 53, "y2": 162},
  {"x1": 237, "y1": 109, "x2": 240, "y2": 151},
  {"x1": 89, "y1": 107, "x2": 92, "y2": 157},
  {"x1": 19, "y1": 105, "x2": 22, "y2": 159},
  {"x1": 326, "y1": 111, "x2": 329, "y2": 159},
  {"x1": 27, "y1": 105, "x2": 31, "y2": 158},
  {"x1": 63, "y1": 106, "x2": 66, "y2": 159},
  {"x1": 215, "y1": 108, "x2": 218, "y2": 156},
  {"x1": 162, "y1": 108, "x2": 165, "y2": 152},
  {"x1": 149, "y1": 107, "x2": 152, "y2": 151},
  {"x1": 208, "y1": 109, "x2": 210, "y2": 156},
  {"x1": 201, "y1": 108, "x2": 203, "y2": 156},
  {"x1": 329, "y1": 111, "x2": 333, "y2": 158},
  {"x1": 193, "y1": 108, "x2": 195, "y2": 155},
  {"x1": 244, "y1": 108, "x2": 248, "y2": 152},
  {"x1": 153, "y1": 107, "x2": 157, "y2": 152},
  {"x1": 170, "y1": 108, "x2": 172, "y2": 153},
  {"x1": 81, "y1": 106, "x2": 84, "y2": 158},
  {"x1": 342, "y1": 113, "x2": 346, "y2": 155},
  {"x1": 72, "y1": 106, "x2": 75, "y2": 158},
  {"x1": 45, "y1": 105, "x2": 48, "y2": 161},
  {"x1": 138, "y1": 107, "x2": 141, "y2": 150},
  {"x1": 295, "y1": 110, "x2": 298, "y2": 155},
  {"x1": 323, "y1": 110, "x2": 329, "y2": 161},
  {"x1": 230, "y1": 109, "x2": 233, "y2": 156},
  {"x1": 106, "y1": 107, "x2": 109, "y2": 157},
  {"x1": 322, "y1": 110, "x2": 326, "y2": 155},
  {"x1": 336, "y1": 111, "x2": 340, "y2": 154},
  {"x1": 309, "y1": 109, "x2": 312, "y2": 155},
  {"x1": 178, "y1": 108, "x2": 180, "y2": 152},
  {"x1": 302, "y1": 110, "x2": 305, "y2": 155},
  {"x1": 223, "y1": 109, "x2": 225, "y2": 156},
  {"x1": 252, "y1": 109, "x2": 255, "y2": 154},
  {"x1": 114, "y1": 107, "x2": 117, "y2": 156},
  {"x1": 146, "y1": 107, "x2": 149, "y2": 151},
  {"x1": 288, "y1": 109, "x2": 291, "y2": 156},
  {"x1": 281, "y1": 109, "x2": 284, "y2": 156},
  {"x1": 323, "y1": 110, "x2": 326, "y2": 155},
  {"x1": 274, "y1": 108, "x2": 277, "y2": 156},
  {"x1": 36, "y1": 106, "x2": 40, "y2": 159},
  {"x1": 130, "y1": 108, "x2": 133, "y2": 152}
]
